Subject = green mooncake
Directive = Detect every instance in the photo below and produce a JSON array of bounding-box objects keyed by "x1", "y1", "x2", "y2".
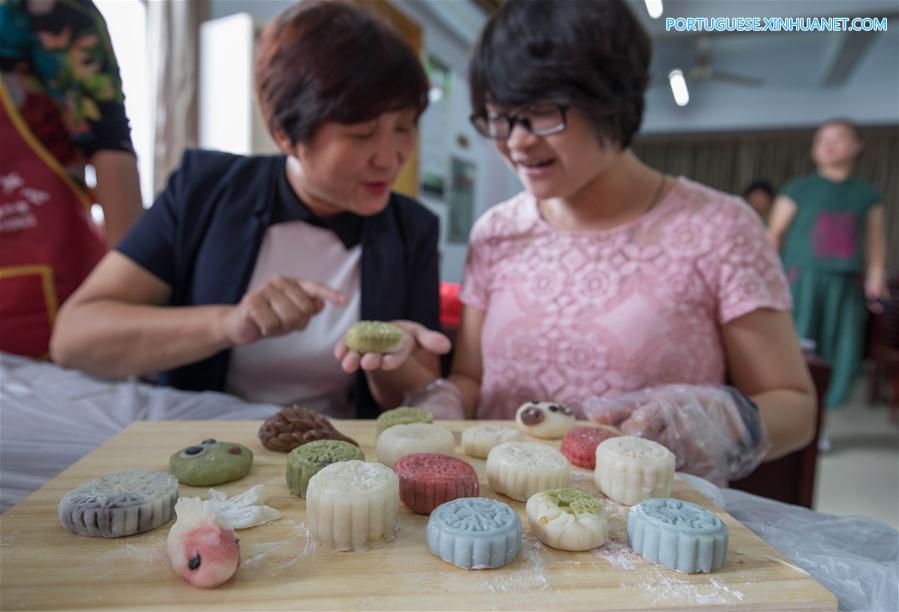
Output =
[
  {"x1": 344, "y1": 321, "x2": 404, "y2": 354},
  {"x1": 376, "y1": 406, "x2": 433, "y2": 435},
  {"x1": 169, "y1": 439, "x2": 253, "y2": 486},
  {"x1": 286, "y1": 440, "x2": 365, "y2": 497}
]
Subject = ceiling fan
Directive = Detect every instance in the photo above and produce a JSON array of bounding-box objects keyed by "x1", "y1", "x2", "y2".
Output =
[
  {"x1": 684, "y1": 36, "x2": 764, "y2": 87},
  {"x1": 651, "y1": 36, "x2": 764, "y2": 105}
]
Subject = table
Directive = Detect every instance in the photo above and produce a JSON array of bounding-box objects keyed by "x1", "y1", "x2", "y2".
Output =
[{"x1": 0, "y1": 420, "x2": 838, "y2": 610}]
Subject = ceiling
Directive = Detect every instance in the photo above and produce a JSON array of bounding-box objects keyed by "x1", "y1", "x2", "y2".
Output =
[
  {"x1": 451, "y1": 0, "x2": 898, "y2": 131},
  {"x1": 631, "y1": 0, "x2": 898, "y2": 91},
  {"x1": 463, "y1": 0, "x2": 898, "y2": 93}
]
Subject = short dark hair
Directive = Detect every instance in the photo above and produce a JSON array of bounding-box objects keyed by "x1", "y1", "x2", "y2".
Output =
[
  {"x1": 742, "y1": 180, "x2": 774, "y2": 199},
  {"x1": 469, "y1": 0, "x2": 651, "y2": 149},
  {"x1": 254, "y1": 1, "x2": 428, "y2": 146}
]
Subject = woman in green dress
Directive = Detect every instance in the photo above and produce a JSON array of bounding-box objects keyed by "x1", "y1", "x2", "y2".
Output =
[{"x1": 769, "y1": 119, "x2": 888, "y2": 408}]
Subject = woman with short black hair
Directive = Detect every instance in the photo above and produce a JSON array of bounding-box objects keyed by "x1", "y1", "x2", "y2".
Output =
[
  {"x1": 425, "y1": 0, "x2": 816, "y2": 485},
  {"x1": 468, "y1": 0, "x2": 650, "y2": 150},
  {"x1": 50, "y1": 0, "x2": 447, "y2": 418}
]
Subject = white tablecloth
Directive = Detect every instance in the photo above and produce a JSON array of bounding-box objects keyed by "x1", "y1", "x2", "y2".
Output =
[
  {"x1": 0, "y1": 353, "x2": 278, "y2": 512},
  {"x1": 1, "y1": 353, "x2": 895, "y2": 610}
]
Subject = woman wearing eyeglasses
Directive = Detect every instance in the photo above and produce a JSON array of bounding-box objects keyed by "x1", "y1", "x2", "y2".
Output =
[{"x1": 418, "y1": 0, "x2": 816, "y2": 485}]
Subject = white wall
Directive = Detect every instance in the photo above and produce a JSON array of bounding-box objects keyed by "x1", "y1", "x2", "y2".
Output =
[
  {"x1": 95, "y1": 1, "x2": 152, "y2": 206},
  {"x1": 208, "y1": 0, "x2": 291, "y2": 22},
  {"x1": 391, "y1": 1, "x2": 520, "y2": 283}
]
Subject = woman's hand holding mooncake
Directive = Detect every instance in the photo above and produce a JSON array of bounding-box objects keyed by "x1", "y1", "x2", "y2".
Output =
[{"x1": 336, "y1": 320, "x2": 451, "y2": 373}]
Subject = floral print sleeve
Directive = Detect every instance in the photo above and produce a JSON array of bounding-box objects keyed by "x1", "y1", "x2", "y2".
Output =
[
  {"x1": 713, "y1": 201, "x2": 792, "y2": 324},
  {"x1": 0, "y1": 0, "x2": 134, "y2": 162},
  {"x1": 459, "y1": 213, "x2": 493, "y2": 312}
]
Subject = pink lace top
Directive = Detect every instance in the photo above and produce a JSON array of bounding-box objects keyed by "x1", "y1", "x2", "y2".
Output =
[{"x1": 460, "y1": 177, "x2": 791, "y2": 420}]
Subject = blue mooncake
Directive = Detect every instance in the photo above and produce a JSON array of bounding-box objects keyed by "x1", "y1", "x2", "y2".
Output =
[
  {"x1": 426, "y1": 497, "x2": 522, "y2": 569},
  {"x1": 627, "y1": 498, "x2": 728, "y2": 573}
]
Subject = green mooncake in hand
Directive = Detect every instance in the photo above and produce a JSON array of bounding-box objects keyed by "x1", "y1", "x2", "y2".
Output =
[{"x1": 344, "y1": 321, "x2": 404, "y2": 354}]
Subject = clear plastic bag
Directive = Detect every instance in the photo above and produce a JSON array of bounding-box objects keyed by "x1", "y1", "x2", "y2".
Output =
[
  {"x1": 584, "y1": 384, "x2": 770, "y2": 486},
  {"x1": 723, "y1": 488, "x2": 899, "y2": 612}
]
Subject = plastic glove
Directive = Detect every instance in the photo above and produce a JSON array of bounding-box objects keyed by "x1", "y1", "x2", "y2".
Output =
[
  {"x1": 403, "y1": 378, "x2": 466, "y2": 420},
  {"x1": 584, "y1": 385, "x2": 769, "y2": 486}
]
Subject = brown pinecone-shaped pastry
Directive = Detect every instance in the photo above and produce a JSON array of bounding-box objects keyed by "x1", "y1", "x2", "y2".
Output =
[{"x1": 259, "y1": 404, "x2": 359, "y2": 452}]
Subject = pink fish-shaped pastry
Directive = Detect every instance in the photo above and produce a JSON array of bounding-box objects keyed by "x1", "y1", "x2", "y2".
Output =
[{"x1": 166, "y1": 497, "x2": 240, "y2": 588}]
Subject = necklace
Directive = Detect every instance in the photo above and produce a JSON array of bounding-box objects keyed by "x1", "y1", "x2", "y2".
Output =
[
  {"x1": 539, "y1": 173, "x2": 669, "y2": 230},
  {"x1": 645, "y1": 173, "x2": 668, "y2": 216}
]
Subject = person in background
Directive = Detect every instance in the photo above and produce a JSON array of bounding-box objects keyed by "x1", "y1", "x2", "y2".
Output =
[
  {"x1": 50, "y1": 1, "x2": 448, "y2": 418},
  {"x1": 412, "y1": 0, "x2": 816, "y2": 486},
  {"x1": 768, "y1": 119, "x2": 888, "y2": 409},
  {"x1": 0, "y1": 0, "x2": 143, "y2": 358},
  {"x1": 742, "y1": 180, "x2": 775, "y2": 221}
]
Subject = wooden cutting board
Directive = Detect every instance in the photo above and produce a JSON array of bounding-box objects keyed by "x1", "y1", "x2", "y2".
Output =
[{"x1": 0, "y1": 420, "x2": 836, "y2": 610}]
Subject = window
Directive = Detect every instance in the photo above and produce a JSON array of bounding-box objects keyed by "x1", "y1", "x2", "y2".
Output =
[{"x1": 94, "y1": 0, "x2": 153, "y2": 208}]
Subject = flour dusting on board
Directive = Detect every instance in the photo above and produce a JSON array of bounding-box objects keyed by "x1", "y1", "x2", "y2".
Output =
[
  {"x1": 241, "y1": 519, "x2": 313, "y2": 577},
  {"x1": 593, "y1": 499, "x2": 746, "y2": 605},
  {"x1": 594, "y1": 540, "x2": 640, "y2": 570},
  {"x1": 468, "y1": 532, "x2": 552, "y2": 593},
  {"x1": 624, "y1": 574, "x2": 746, "y2": 605},
  {"x1": 96, "y1": 542, "x2": 166, "y2": 566}
]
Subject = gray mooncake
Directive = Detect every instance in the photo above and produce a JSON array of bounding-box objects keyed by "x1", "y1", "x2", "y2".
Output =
[{"x1": 58, "y1": 470, "x2": 179, "y2": 538}]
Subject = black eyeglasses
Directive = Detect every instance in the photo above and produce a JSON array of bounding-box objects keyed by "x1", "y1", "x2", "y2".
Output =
[{"x1": 470, "y1": 103, "x2": 570, "y2": 140}]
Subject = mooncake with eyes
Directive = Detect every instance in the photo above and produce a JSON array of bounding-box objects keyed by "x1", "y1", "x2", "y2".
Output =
[
  {"x1": 515, "y1": 400, "x2": 576, "y2": 439},
  {"x1": 169, "y1": 439, "x2": 253, "y2": 486}
]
